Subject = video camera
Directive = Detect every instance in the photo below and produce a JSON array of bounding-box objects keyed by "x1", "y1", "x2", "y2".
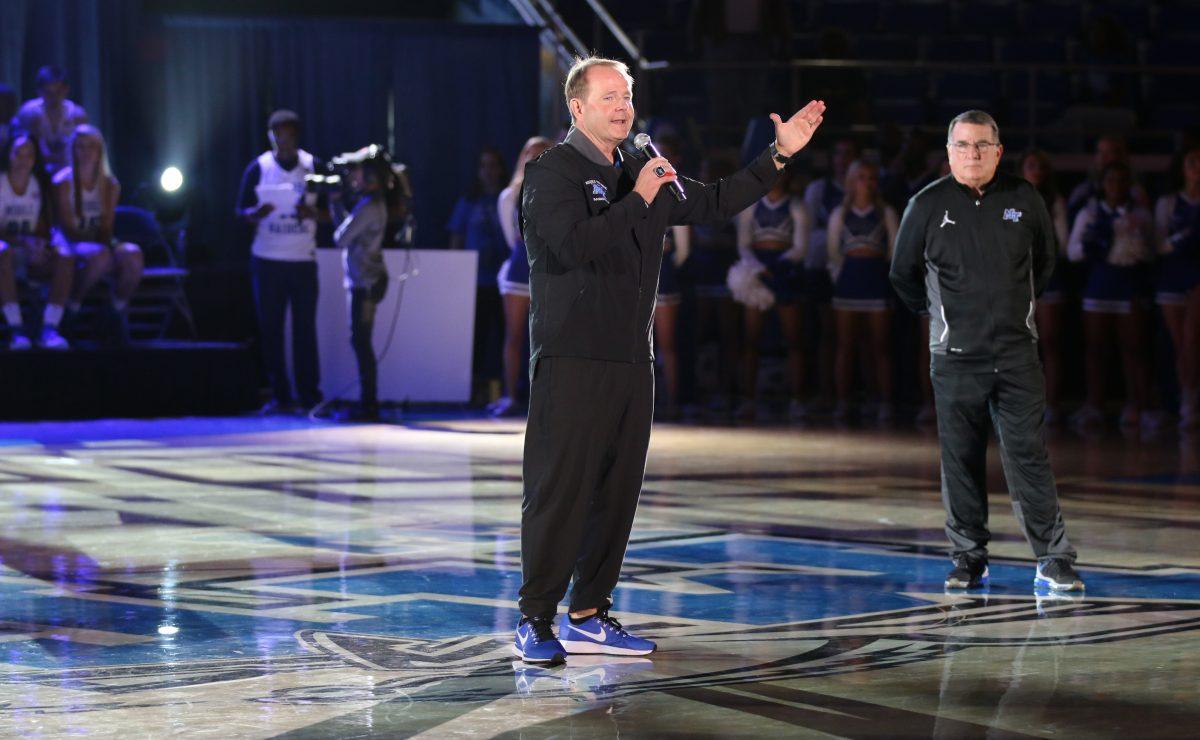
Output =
[{"x1": 304, "y1": 144, "x2": 412, "y2": 199}]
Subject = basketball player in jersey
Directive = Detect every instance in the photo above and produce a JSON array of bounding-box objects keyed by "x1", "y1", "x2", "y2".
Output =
[
  {"x1": 53, "y1": 124, "x2": 143, "y2": 344},
  {"x1": 236, "y1": 109, "x2": 324, "y2": 414},
  {"x1": 0, "y1": 133, "x2": 72, "y2": 348}
]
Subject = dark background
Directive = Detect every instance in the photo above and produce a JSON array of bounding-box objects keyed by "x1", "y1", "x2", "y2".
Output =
[{"x1": 1, "y1": 0, "x2": 538, "y2": 341}]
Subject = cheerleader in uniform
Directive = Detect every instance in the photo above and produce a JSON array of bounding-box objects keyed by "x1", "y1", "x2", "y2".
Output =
[
  {"x1": 0, "y1": 133, "x2": 71, "y2": 348},
  {"x1": 1021, "y1": 150, "x2": 1071, "y2": 425},
  {"x1": 1154, "y1": 146, "x2": 1200, "y2": 428},
  {"x1": 493, "y1": 136, "x2": 553, "y2": 418},
  {"x1": 1068, "y1": 161, "x2": 1155, "y2": 428},
  {"x1": 732, "y1": 167, "x2": 809, "y2": 421},
  {"x1": 827, "y1": 160, "x2": 899, "y2": 422}
]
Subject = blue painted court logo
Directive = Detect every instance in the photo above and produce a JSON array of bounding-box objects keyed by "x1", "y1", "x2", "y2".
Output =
[
  {"x1": 586, "y1": 179, "x2": 609, "y2": 202},
  {"x1": 3, "y1": 534, "x2": 1198, "y2": 703},
  {"x1": 1003, "y1": 208, "x2": 1023, "y2": 222}
]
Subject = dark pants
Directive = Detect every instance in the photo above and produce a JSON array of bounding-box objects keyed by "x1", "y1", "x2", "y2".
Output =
[
  {"x1": 252, "y1": 257, "x2": 321, "y2": 407},
  {"x1": 931, "y1": 363, "x2": 1075, "y2": 564},
  {"x1": 350, "y1": 279, "x2": 387, "y2": 407},
  {"x1": 519, "y1": 357, "x2": 655, "y2": 620},
  {"x1": 473, "y1": 285, "x2": 504, "y2": 399}
]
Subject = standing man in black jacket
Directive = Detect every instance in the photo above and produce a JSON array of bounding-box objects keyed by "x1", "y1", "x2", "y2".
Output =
[
  {"x1": 890, "y1": 110, "x2": 1083, "y2": 594},
  {"x1": 513, "y1": 55, "x2": 825, "y2": 663}
]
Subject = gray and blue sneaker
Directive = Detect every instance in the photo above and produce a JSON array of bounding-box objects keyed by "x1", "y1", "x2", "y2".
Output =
[
  {"x1": 557, "y1": 610, "x2": 656, "y2": 656},
  {"x1": 513, "y1": 616, "x2": 566, "y2": 664},
  {"x1": 945, "y1": 554, "x2": 988, "y2": 589},
  {"x1": 1035, "y1": 559, "x2": 1085, "y2": 591}
]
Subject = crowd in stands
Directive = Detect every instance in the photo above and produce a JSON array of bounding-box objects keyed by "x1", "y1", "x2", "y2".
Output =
[{"x1": 0, "y1": 66, "x2": 144, "y2": 350}]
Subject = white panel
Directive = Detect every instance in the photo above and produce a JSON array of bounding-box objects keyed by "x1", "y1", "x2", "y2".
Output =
[{"x1": 313, "y1": 249, "x2": 477, "y2": 403}]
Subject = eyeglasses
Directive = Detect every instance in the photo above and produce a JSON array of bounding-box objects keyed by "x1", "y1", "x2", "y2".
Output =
[{"x1": 950, "y1": 141, "x2": 1000, "y2": 154}]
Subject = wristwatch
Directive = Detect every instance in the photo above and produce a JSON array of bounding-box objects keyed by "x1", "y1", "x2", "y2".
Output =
[{"x1": 770, "y1": 141, "x2": 792, "y2": 166}]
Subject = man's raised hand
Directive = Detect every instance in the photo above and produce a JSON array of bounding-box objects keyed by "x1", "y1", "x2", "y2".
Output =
[{"x1": 770, "y1": 100, "x2": 827, "y2": 158}]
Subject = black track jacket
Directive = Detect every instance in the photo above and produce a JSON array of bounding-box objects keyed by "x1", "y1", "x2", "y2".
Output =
[
  {"x1": 521, "y1": 128, "x2": 779, "y2": 373},
  {"x1": 890, "y1": 172, "x2": 1056, "y2": 374}
]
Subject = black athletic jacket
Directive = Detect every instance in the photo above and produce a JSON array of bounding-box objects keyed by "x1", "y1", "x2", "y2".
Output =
[
  {"x1": 890, "y1": 172, "x2": 1056, "y2": 374},
  {"x1": 521, "y1": 128, "x2": 778, "y2": 373}
]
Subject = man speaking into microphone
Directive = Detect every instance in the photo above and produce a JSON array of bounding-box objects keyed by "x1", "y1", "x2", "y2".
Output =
[{"x1": 513, "y1": 55, "x2": 825, "y2": 663}]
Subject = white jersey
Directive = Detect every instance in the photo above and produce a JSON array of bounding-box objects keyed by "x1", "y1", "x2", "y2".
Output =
[
  {"x1": 0, "y1": 174, "x2": 43, "y2": 237},
  {"x1": 52, "y1": 171, "x2": 105, "y2": 240},
  {"x1": 251, "y1": 150, "x2": 317, "y2": 261}
]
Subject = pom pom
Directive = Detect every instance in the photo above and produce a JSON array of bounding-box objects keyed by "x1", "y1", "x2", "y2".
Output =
[{"x1": 727, "y1": 258, "x2": 775, "y2": 310}]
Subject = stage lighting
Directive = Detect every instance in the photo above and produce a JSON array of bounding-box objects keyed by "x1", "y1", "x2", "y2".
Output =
[{"x1": 160, "y1": 166, "x2": 183, "y2": 193}]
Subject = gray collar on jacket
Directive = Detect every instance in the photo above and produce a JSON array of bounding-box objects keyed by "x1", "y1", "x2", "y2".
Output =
[{"x1": 564, "y1": 126, "x2": 626, "y2": 169}]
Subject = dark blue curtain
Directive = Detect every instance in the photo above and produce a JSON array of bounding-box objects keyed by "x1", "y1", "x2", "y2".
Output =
[
  {"x1": 1, "y1": 0, "x2": 146, "y2": 175},
  {"x1": 159, "y1": 17, "x2": 540, "y2": 260}
]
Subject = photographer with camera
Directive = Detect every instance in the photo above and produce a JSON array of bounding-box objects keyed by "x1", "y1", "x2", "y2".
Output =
[
  {"x1": 235, "y1": 109, "x2": 326, "y2": 415},
  {"x1": 327, "y1": 146, "x2": 397, "y2": 422}
]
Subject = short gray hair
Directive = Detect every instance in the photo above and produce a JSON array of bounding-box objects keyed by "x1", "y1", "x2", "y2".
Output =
[
  {"x1": 564, "y1": 56, "x2": 633, "y2": 119},
  {"x1": 947, "y1": 110, "x2": 1000, "y2": 144}
]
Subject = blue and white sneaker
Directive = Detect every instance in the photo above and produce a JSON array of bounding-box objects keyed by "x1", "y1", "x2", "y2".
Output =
[
  {"x1": 513, "y1": 616, "x2": 566, "y2": 664},
  {"x1": 513, "y1": 655, "x2": 654, "y2": 698},
  {"x1": 1034, "y1": 559, "x2": 1085, "y2": 591},
  {"x1": 557, "y1": 611, "x2": 656, "y2": 656}
]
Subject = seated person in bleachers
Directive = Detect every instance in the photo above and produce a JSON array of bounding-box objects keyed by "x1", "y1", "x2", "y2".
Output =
[
  {"x1": 1154, "y1": 146, "x2": 1200, "y2": 429},
  {"x1": 12, "y1": 66, "x2": 89, "y2": 174},
  {"x1": 0, "y1": 133, "x2": 71, "y2": 349},
  {"x1": 53, "y1": 124, "x2": 143, "y2": 343},
  {"x1": 1078, "y1": 15, "x2": 1135, "y2": 109},
  {"x1": 1068, "y1": 161, "x2": 1155, "y2": 429}
]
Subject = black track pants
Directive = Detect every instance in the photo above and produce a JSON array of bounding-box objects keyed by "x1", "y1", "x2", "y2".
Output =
[
  {"x1": 519, "y1": 357, "x2": 654, "y2": 620},
  {"x1": 931, "y1": 363, "x2": 1075, "y2": 563}
]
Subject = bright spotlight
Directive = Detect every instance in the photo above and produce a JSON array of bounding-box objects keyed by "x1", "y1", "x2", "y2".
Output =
[{"x1": 160, "y1": 166, "x2": 183, "y2": 193}]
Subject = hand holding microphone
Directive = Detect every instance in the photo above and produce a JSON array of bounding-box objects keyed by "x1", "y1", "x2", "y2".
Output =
[
  {"x1": 633, "y1": 156, "x2": 678, "y2": 206},
  {"x1": 634, "y1": 133, "x2": 687, "y2": 204}
]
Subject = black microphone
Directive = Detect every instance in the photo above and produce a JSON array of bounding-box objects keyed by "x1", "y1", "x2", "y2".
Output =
[{"x1": 633, "y1": 133, "x2": 686, "y2": 202}]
